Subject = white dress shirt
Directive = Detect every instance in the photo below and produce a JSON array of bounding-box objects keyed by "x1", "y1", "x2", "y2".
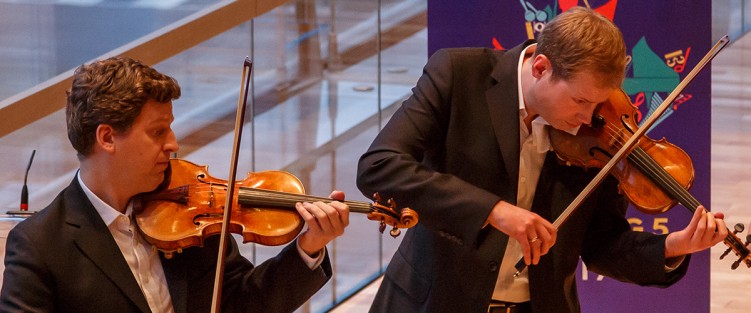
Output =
[
  {"x1": 492, "y1": 44, "x2": 553, "y2": 302},
  {"x1": 78, "y1": 173, "x2": 175, "y2": 313}
]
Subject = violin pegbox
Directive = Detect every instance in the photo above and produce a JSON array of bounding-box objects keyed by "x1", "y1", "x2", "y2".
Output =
[{"x1": 719, "y1": 222, "x2": 751, "y2": 269}]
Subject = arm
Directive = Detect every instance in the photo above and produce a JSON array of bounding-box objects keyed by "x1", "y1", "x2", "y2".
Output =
[
  {"x1": 220, "y1": 192, "x2": 348, "y2": 313},
  {"x1": 580, "y1": 178, "x2": 688, "y2": 286},
  {"x1": 356, "y1": 49, "x2": 504, "y2": 244},
  {"x1": 219, "y1": 242, "x2": 330, "y2": 313},
  {"x1": 0, "y1": 227, "x2": 55, "y2": 312}
]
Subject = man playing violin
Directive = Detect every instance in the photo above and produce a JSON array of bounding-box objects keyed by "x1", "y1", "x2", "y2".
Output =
[
  {"x1": 357, "y1": 6, "x2": 726, "y2": 313},
  {"x1": 0, "y1": 56, "x2": 350, "y2": 313}
]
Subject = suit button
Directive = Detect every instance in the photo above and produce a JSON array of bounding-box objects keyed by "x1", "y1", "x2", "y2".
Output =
[{"x1": 489, "y1": 261, "x2": 499, "y2": 272}]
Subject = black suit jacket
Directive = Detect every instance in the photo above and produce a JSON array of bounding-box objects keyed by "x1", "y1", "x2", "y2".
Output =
[
  {"x1": 0, "y1": 177, "x2": 331, "y2": 313},
  {"x1": 357, "y1": 43, "x2": 689, "y2": 313}
]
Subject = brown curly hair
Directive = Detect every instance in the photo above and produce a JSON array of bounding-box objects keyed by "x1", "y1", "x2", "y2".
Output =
[{"x1": 65, "y1": 57, "x2": 181, "y2": 156}]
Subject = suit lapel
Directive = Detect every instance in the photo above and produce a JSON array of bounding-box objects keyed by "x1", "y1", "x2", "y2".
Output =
[
  {"x1": 485, "y1": 42, "x2": 533, "y2": 202},
  {"x1": 66, "y1": 180, "x2": 152, "y2": 313}
]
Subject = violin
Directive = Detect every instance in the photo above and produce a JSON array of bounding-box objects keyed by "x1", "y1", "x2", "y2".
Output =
[
  {"x1": 549, "y1": 88, "x2": 751, "y2": 269},
  {"x1": 550, "y1": 88, "x2": 693, "y2": 215},
  {"x1": 133, "y1": 158, "x2": 418, "y2": 259}
]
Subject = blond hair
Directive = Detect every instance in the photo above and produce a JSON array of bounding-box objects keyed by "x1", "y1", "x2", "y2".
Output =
[{"x1": 535, "y1": 6, "x2": 627, "y2": 88}]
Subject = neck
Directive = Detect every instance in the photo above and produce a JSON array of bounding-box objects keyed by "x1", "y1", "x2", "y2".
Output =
[
  {"x1": 79, "y1": 159, "x2": 131, "y2": 213},
  {"x1": 523, "y1": 113, "x2": 538, "y2": 132}
]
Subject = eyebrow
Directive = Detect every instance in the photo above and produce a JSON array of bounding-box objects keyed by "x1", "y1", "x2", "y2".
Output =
[{"x1": 574, "y1": 96, "x2": 597, "y2": 103}]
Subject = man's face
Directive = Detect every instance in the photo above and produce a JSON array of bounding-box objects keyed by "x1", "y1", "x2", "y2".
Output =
[
  {"x1": 528, "y1": 66, "x2": 613, "y2": 133},
  {"x1": 112, "y1": 99, "x2": 178, "y2": 195}
]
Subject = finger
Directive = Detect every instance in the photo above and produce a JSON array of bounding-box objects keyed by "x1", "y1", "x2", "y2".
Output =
[
  {"x1": 694, "y1": 208, "x2": 708, "y2": 242},
  {"x1": 685, "y1": 206, "x2": 704, "y2": 237},
  {"x1": 310, "y1": 202, "x2": 337, "y2": 235},
  {"x1": 329, "y1": 201, "x2": 350, "y2": 228},
  {"x1": 521, "y1": 241, "x2": 533, "y2": 266},
  {"x1": 519, "y1": 234, "x2": 534, "y2": 266},
  {"x1": 534, "y1": 223, "x2": 555, "y2": 255},
  {"x1": 295, "y1": 202, "x2": 319, "y2": 231},
  {"x1": 297, "y1": 202, "x2": 325, "y2": 233},
  {"x1": 531, "y1": 238, "x2": 542, "y2": 265},
  {"x1": 706, "y1": 212, "x2": 727, "y2": 244},
  {"x1": 525, "y1": 234, "x2": 541, "y2": 265},
  {"x1": 715, "y1": 218, "x2": 728, "y2": 243},
  {"x1": 702, "y1": 212, "x2": 717, "y2": 242},
  {"x1": 329, "y1": 190, "x2": 346, "y2": 201}
]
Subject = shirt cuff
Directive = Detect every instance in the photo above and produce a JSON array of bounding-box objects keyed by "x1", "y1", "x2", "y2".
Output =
[
  {"x1": 296, "y1": 240, "x2": 326, "y2": 270},
  {"x1": 665, "y1": 255, "x2": 686, "y2": 272}
]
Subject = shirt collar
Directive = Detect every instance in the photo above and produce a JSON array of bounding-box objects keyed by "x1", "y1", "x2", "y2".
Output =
[
  {"x1": 517, "y1": 43, "x2": 536, "y2": 117},
  {"x1": 517, "y1": 44, "x2": 551, "y2": 153}
]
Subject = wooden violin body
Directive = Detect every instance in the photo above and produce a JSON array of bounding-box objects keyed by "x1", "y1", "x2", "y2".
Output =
[
  {"x1": 550, "y1": 88, "x2": 694, "y2": 214},
  {"x1": 134, "y1": 159, "x2": 418, "y2": 258}
]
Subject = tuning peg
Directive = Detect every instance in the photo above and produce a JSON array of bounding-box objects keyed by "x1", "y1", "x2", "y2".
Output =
[
  {"x1": 372, "y1": 192, "x2": 383, "y2": 204},
  {"x1": 720, "y1": 249, "x2": 732, "y2": 260},
  {"x1": 389, "y1": 227, "x2": 401, "y2": 238},
  {"x1": 720, "y1": 224, "x2": 746, "y2": 260},
  {"x1": 387, "y1": 198, "x2": 396, "y2": 209},
  {"x1": 734, "y1": 223, "x2": 745, "y2": 234},
  {"x1": 378, "y1": 221, "x2": 386, "y2": 234}
]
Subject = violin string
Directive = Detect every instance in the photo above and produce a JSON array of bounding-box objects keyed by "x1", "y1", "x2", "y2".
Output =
[
  {"x1": 601, "y1": 121, "x2": 688, "y2": 200},
  {"x1": 562, "y1": 118, "x2": 744, "y2": 255},
  {"x1": 600, "y1": 122, "x2": 749, "y2": 252},
  {"x1": 183, "y1": 185, "x2": 375, "y2": 213},
  {"x1": 598, "y1": 121, "x2": 698, "y2": 209}
]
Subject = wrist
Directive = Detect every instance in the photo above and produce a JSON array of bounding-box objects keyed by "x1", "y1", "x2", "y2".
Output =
[{"x1": 298, "y1": 234, "x2": 325, "y2": 257}]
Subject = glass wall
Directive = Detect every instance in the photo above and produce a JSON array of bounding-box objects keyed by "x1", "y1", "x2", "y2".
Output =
[{"x1": 0, "y1": 0, "x2": 427, "y2": 311}]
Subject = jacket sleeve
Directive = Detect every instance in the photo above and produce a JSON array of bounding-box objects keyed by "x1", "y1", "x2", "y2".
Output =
[
  {"x1": 356, "y1": 48, "x2": 503, "y2": 246},
  {"x1": 219, "y1": 238, "x2": 332, "y2": 313},
  {"x1": 0, "y1": 226, "x2": 56, "y2": 313},
  {"x1": 580, "y1": 179, "x2": 689, "y2": 287}
]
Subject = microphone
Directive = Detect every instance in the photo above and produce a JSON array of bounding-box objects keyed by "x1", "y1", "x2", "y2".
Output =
[{"x1": 7, "y1": 150, "x2": 37, "y2": 216}]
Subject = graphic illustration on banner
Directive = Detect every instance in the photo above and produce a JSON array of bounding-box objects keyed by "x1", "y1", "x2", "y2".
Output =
[{"x1": 493, "y1": 1, "x2": 692, "y2": 133}]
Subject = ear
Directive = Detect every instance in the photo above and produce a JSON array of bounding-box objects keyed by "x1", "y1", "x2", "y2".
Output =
[
  {"x1": 96, "y1": 124, "x2": 117, "y2": 153},
  {"x1": 530, "y1": 54, "x2": 552, "y2": 79}
]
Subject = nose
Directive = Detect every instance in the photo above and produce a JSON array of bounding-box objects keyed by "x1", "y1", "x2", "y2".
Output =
[
  {"x1": 577, "y1": 103, "x2": 599, "y2": 125},
  {"x1": 164, "y1": 130, "x2": 179, "y2": 154}
]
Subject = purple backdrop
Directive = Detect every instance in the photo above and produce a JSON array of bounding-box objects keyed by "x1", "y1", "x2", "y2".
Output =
[{"x1": 427, "y1": 1, "x2": 712, "y2": 312}]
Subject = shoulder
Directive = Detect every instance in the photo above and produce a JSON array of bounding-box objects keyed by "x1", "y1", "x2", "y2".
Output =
[
  {"x1": 430, "y1": 40, "x2": 534, "y2": 61},
  {"x1": 428, "y1": 47, "x2": 499, "y2": 66},
  {"x1": 10, "y1": 179, "x2": 84, "y2": 240}
]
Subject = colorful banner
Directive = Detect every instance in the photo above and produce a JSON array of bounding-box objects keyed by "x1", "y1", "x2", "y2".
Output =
[{"x1": 428, "y1": 1, "x2": 711, "y2": 312}]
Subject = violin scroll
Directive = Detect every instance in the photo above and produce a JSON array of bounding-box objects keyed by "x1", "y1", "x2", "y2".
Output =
[{"x1": 367, "y1": 192, "x2": 418, "y2": 238}]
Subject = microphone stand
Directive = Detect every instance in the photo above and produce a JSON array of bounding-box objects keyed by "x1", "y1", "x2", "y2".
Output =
[{"x1": 8, "y1": 150, "x2": 37, "y2": 216}]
